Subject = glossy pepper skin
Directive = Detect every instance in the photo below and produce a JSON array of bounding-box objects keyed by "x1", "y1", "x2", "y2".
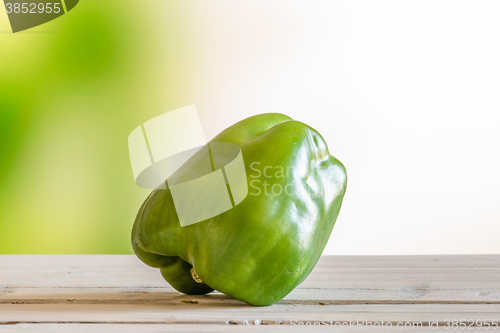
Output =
[{"x1": 131, "y1": 113, "x2": 347, "y2": 306}]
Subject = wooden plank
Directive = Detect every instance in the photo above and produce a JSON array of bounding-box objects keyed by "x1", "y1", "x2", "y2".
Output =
[
  {"x1": 0, "y1": 323, "x2": 470, "y2": 332},
  {"x1": 1, "y1": 304, "x2": 500, "y2": 325},
  {"x1": 1, "y1": 287, "x2": 500, "y2": 304},
  {"x1": 1, "y1": 255, "x2": 499, "y2": 304},
  {"x1": 0, "y1": 255, "x2": 499, "y2": 329}
]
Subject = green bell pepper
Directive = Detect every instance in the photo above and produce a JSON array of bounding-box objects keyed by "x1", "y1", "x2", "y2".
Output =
[{"x1": 131, "y1": 113, "x2": 347, "y2": 306}]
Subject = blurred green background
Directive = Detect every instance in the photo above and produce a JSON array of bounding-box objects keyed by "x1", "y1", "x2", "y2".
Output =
[
  {"x1": 0, "y1": 1, "x2": 205, "y2": 253},
  {"x1": 4, "y1": 1, "x2": 500, "y2": 256}
]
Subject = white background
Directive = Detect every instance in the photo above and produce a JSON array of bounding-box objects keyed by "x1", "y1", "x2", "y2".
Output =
[{"x1": 172, "y1": 1, "x2": 500, "y2": 255}]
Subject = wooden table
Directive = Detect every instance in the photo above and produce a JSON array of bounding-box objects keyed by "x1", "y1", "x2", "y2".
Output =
[{"x1": 0, "y1": 255, "x2": 499, "y2": 332}]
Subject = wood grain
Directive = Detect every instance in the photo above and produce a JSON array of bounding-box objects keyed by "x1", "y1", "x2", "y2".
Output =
[{"x1": 0, "y1": 255, "x2": 499, "y2": 331}]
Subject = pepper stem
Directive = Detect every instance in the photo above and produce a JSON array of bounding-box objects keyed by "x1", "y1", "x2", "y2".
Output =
[{"x1": 190, "y1": 267, "x2": 204, "y2": 284}]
